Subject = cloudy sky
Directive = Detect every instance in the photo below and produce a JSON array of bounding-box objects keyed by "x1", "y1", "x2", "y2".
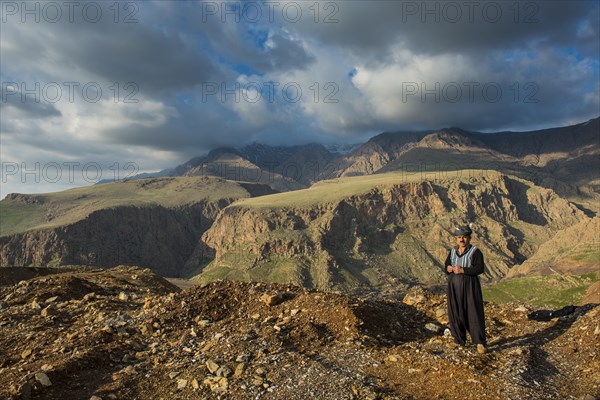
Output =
[{"x1": 1, "y1": 0, "x2": 598, "y2": 197}]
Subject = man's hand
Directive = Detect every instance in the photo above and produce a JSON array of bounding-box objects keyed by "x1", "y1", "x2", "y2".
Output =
[{"x1": 447, "y1": 265, "x2": 464, "y2": 274}]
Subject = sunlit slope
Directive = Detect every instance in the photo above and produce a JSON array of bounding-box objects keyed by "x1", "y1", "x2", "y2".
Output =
[
  {"x1": 0, "y1": 176, "x2": 275, "y2": 274},
  {"x1": 0, "y1": 176, "x2": 261, "y2": 237},
  {"x1": 197, "y1": 170, "x2": 587, "y2": 290}
]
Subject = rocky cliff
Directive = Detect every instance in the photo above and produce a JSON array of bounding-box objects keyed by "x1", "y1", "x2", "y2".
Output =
[
  {"x1": 505, "y1": 216, "x2": 600, "y2": 278},
  {"x1": 0, "y1": 177, "x2": 276, "y2": 276},
  {"x1": 0, "y1": 201, "x2": 224, "y2": 276},
  {"x1": 198, "y1": 171, "x2": 586, "y2": 290}
]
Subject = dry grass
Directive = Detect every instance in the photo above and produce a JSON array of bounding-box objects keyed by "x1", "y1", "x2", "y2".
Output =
[
  {"x1": 236, "y1": 169, "x2": 503, "y2": 209},
  {"x1": 0, "y1": 176, "x2": 253, "y2": 236}
]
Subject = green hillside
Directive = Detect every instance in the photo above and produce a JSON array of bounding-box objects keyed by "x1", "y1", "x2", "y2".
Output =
[
  {"x1": 236, "y1": 169, "x2": 502, "y2": 209},
  {"x1": 0, "y1": 176, "x2": 255, "y2": 237},
  {"x1": 484, "y1": 272, "x2": 599, "y2": 308}
]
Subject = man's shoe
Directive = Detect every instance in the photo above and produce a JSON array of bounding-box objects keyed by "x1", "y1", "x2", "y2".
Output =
[{"x1": 477, "y1": 344, "x2": 487, "y2": 354}]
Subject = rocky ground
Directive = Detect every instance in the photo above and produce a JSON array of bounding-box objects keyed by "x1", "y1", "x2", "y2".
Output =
[{"x1": 0, "y1": 266, "x2": 598, "y2": 400}]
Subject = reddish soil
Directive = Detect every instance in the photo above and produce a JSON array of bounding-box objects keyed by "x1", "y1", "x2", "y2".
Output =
[{"x1": 0, "y1": 266, "x2": 598, "y2": 400}]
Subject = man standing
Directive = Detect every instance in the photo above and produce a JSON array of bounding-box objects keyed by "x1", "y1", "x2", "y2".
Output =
[{"x1": 445, "y1": 225, "x2": 487, "y2": 354}]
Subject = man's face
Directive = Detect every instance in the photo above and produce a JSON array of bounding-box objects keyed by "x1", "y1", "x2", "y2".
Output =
[{"x1": 456, "y1": 235, "x2": 471, "y2": 247}]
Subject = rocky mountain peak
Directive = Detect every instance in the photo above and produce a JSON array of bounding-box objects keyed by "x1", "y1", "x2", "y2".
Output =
[{"x1": 418, "y1": 129, "x2": 476, "y2": 149}]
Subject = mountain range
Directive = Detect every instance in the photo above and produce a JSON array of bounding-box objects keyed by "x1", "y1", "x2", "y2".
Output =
[
  {"x1": 1, "y1": 117, "x2": 598, "y2": 297},
  {"x1": 120, "y1": 117, "x2": 599, "y2": 203}
]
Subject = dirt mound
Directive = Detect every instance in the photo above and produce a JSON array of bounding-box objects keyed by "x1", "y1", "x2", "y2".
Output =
[
  {"x1": 4, "y1": 265, "x2": 178, "y2": 305},
  {"x1": 0, "y1": 269, "x2": 598, "y2": 400},
  {"x1": 0, "y1": 266, "x2": 94, "y2": 288},
  {"x1": 0, "y1": 266, "x2": 180, "y2": 400},
  {"x1": 146, "y1": 281, "x2": 437, "y2": 352}
]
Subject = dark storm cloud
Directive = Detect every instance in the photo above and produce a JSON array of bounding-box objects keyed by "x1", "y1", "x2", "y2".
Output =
[
  {"x1": 1, "y1": 16, "x2": 217, "y2": 96},
  {"x1": 0, "y1": 92, "x2": 61, "y2": 120},
  {"x1": 64, "y1": 29, "x2": 216, "y2": 96},
  {"x1": 188, "y1": 15, "x2": 316, "y2": 73},
  {"x1": 282, "y1": 0, "x2": 599, "y2": 132},
  {"x1": 285, "y1": 1, "x2": 597, "y2": 59},
  {"x1": 254, "y1": 33, "x2": 316, "y2": 72},
  {"x1": 98, "y1": 106, "x2": 239, "y2": 151}
]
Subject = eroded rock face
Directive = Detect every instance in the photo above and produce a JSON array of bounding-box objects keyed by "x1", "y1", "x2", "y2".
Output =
[
  {"x1": 0, "y1": 175, "x2": 280, "y2": 277},
  {"x1": 0, "y1": 200, "x2": 231, "y2": 276},
  {"x1": 200, "y1": 174, "x2": 586, "y2": 290}
]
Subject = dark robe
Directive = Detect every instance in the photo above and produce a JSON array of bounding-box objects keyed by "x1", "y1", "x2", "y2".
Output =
[{"x1": 444, "y1": 244, "x2": 486, "y2": 345}]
